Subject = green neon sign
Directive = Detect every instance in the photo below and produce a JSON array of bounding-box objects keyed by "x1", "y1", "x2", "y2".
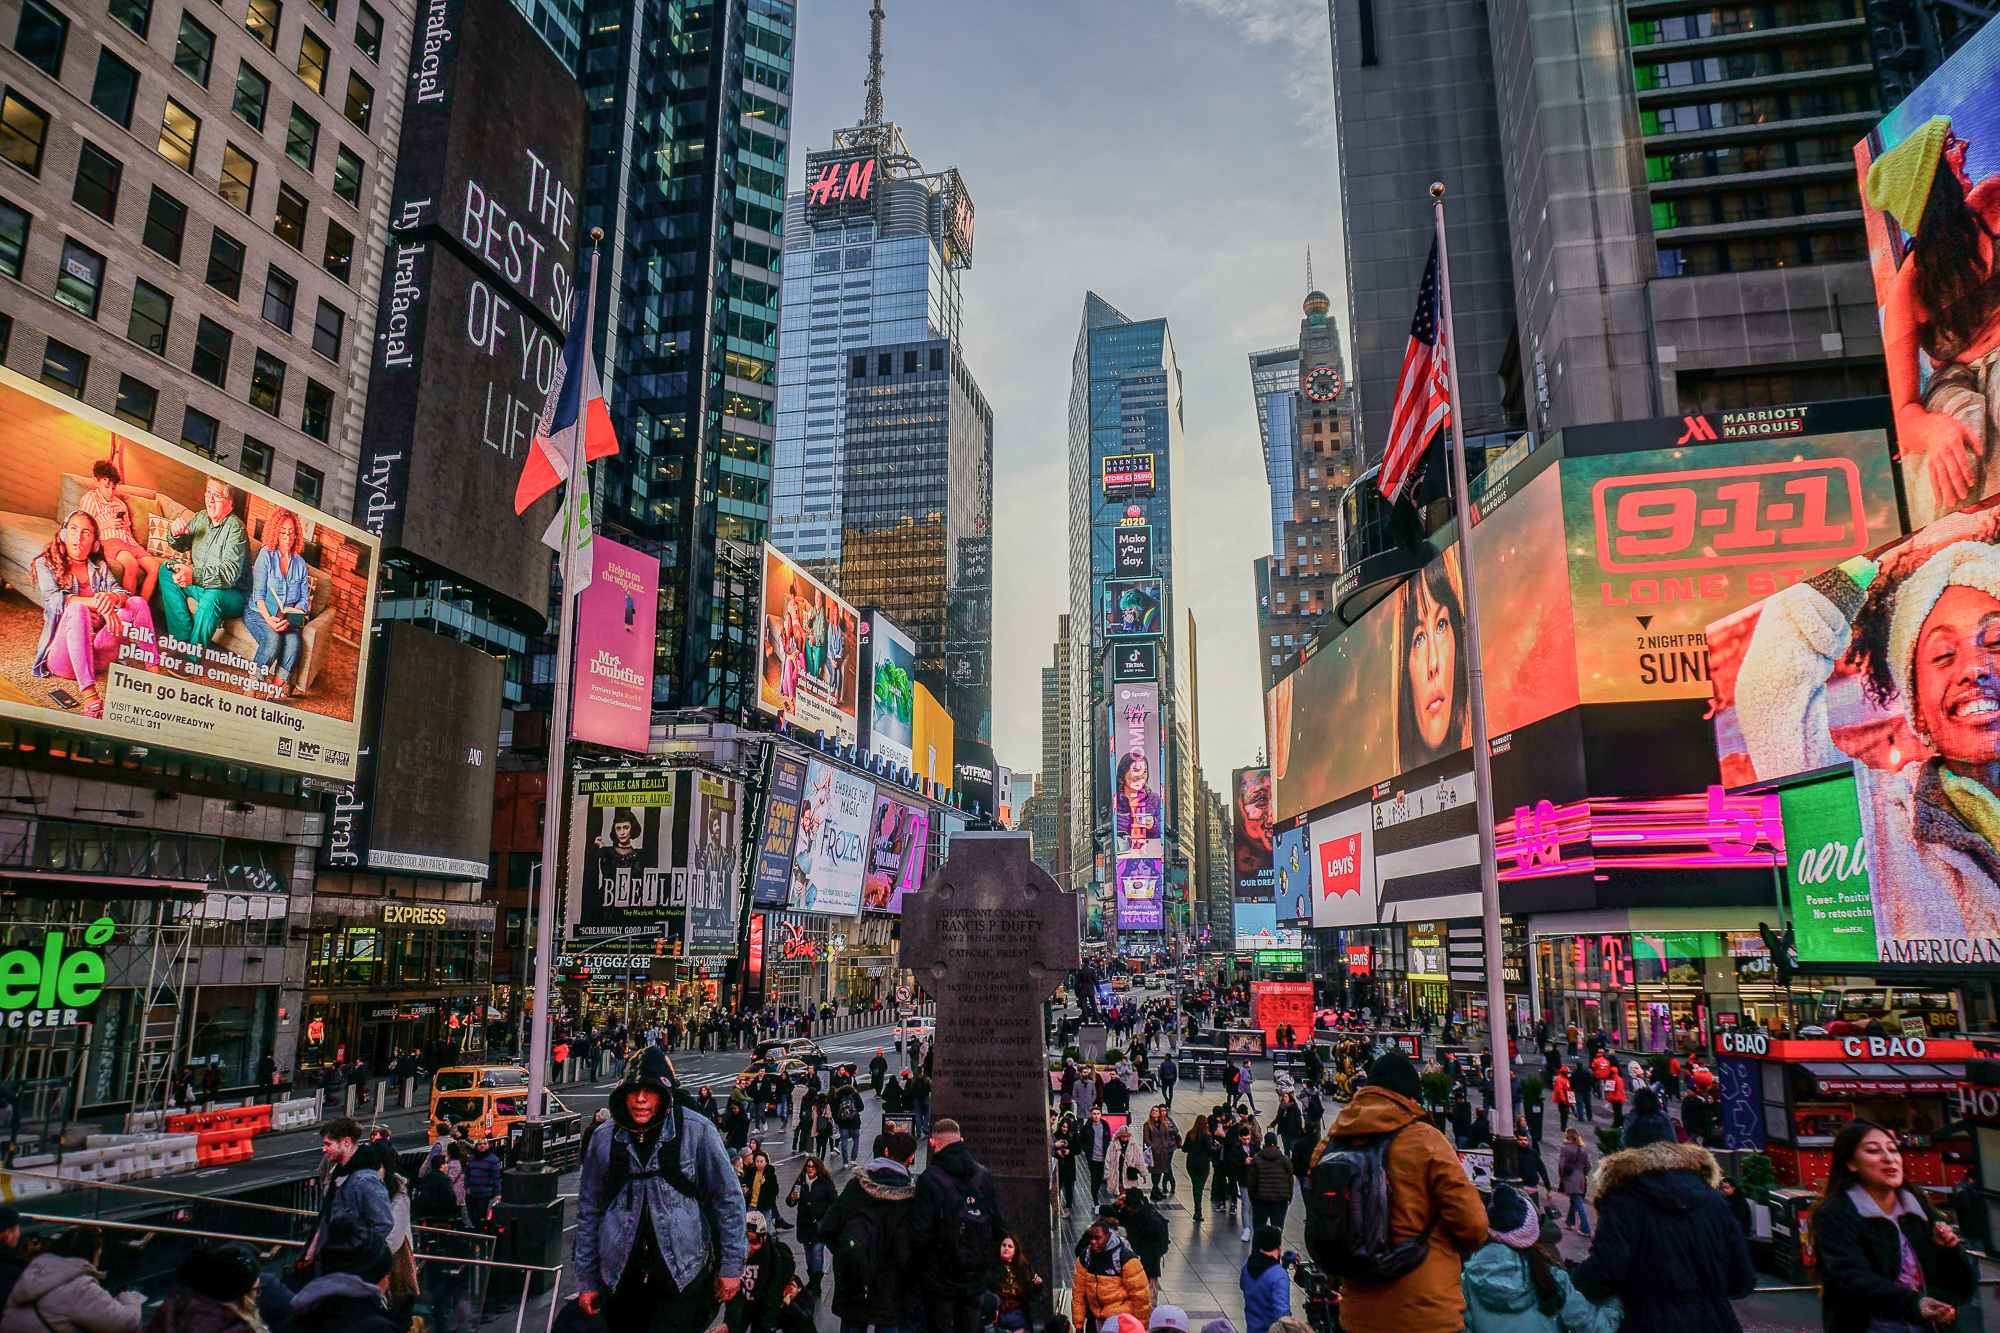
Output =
[{"x1": 0, "y1": 918, "x2": 112, "y2": 1027}]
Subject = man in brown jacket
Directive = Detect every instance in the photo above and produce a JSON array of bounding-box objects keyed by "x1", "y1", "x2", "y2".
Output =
[{"x1": 1312, "y1": 1051, "x2": 1487, "y2": 1333}]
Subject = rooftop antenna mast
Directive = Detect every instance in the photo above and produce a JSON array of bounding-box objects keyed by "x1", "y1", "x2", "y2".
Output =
[
  {"x1": 862, "y1": 1, "x2": 885, "y2": 126},
  {"x1": 1306, "y1": 247, "x2": 1315, "y2": 293}
]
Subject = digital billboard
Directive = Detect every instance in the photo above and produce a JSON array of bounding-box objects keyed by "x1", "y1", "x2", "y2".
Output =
[
  {"x1": 1233, "y1": 903, "x2": 1302, "y2": 950},
  {"x1": 683, "y1": 774, "x2": 741, "y2": 955},
  {"x1": 1309, "y1": 800, "x2": 1377, "y2": 928},
  {"x1": 1856, "y1": 18, "x2": 2000, "y2": 531},
  {"x1": 571, "y1": 536, "x2": 656, "y2": 752},
  {"x1": 354, "y1": 0, "x2": 586, "y2": 616},
  {"x1": 1109, "y1": 681, "x2": 1164, "y2": 931},
  {"x1": 1233, "y1": 766, "x2": 1274, "y2": 900},
  {"x1": 757, "y1": 544, "x2": 861, "y2": 745},
  {"x1": 1710, "y1": 497, "x2": 2000, "y2": 964},
  {"x1": 1274, "y1": 821, "x2": 1312, "y2": 925},
  {"x1": 1101, "y1": 454, "x2": 1156, "y2": 494},
  {"x1": 568, "y1": 770, "x2": 675, "y2": 939},
  {"x1": 0, "y1": 373, "x2": 376, "y2": 780},
  {"x1": 1111, "y1": 641, "x2": 1158, "y2": 682},
  {"x1": 914, "y1": 683, "x2": 955, "y2": 790},
  {"x1": 1776, "y1": 768, "x2": 1876, "y2": 965},
  {"x1": 788, "y1": 759, "x2": 873, "y2": 917},
  {"x1": 1113, "y1": 527, "x2": 1154, "y2": 577},
  {"x1": 862, "y1": 792, "x2": 928, "y2": 913},
  {"x1": 750, "y1": 754, "x2": 807, "y2": 907},
  {"x1": 1103, "y1": 579, "x2": 1163, "y2": 638},
  {"x1": 866, "y1": 612, "x2": 916, "y2": 771}
]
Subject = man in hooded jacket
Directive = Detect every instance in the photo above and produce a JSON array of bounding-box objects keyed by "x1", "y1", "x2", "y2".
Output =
[
  {"x1": 910, "y1": 1120, "x2": 1007, "y2": 1333},
  {"x1": 1309, "y1": 1051, "x2": 1487, "y2": 1333},
  {"x1": 574, "y1": 1050, "x2": 749, "y2": 1333},
  {"x1": 816, "y1": 1130, "x2": 920, "y2": 1333}
]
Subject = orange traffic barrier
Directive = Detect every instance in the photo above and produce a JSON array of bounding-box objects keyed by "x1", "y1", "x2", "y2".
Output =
[
  {"x1": 193, "y1": 1125, "x2": 257, "y2": 1166},
  {"x1": 167, "y1": 1104, "x2": 275, "y2": 1136}
]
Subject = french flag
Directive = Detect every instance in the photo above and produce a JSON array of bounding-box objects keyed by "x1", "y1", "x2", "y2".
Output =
[{"x1": 514, "y1": 302, "x2": 618, "y2": 513}]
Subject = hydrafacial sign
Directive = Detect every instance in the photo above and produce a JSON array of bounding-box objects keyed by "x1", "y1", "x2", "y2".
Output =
[{"x1": 0, "y1": 919, "x2": 112, "y2": 1028}]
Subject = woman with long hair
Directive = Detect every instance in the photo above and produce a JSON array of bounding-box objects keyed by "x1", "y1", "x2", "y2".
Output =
[
  {"x1": 988, "y1": 1235, "x2": 1042, "y2": 1333},
  {"x1": 31, "y1": 511, "x2": 157, "y2": 719},
  {"x1": 1868, "y1": 116, "x2": 2000, "y2": 524},
  {"x1": 1395, "y1": 555, "x2": 1469, "y2": 771},
  {"x1": 1181, "y1": 1113, "x2": 1215, "y2": 1223},
  {"x1": 783, "y1": 1155, "x2": 836, "y2": 1301},
  {"x1": 1112, "y1": 751, "x2": 1162, "y2": 855},
  {"x1": 1558, "y1": 1126, "x2": 1593, "y2": 1236},
  {"x1": 1461, "y1": 1184, "x2": 1617, "y2": 1333},
  {"x1": 247, "y1": 508, "x2": 312, "y2": 697},
  {"x1": 1812, "y1": 1120, "x2": 1974, "y2": 1333}
]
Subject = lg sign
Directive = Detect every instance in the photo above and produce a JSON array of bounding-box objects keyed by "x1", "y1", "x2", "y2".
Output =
[{"x1": 1319, "y1": 834, "x2": 1360, "y2": 898}]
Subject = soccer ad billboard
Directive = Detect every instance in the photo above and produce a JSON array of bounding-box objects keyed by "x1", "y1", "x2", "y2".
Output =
[
  {"x1": 757, "y1": 544, "x2": 860, "y2": 745},
  {"x1": 1233, "y1": 766, "x2": 1274, "y2": 900},
  {"x1": 866, "y1": 612, "x2": 916, "y2": 771},
  {"x1": 1109, "y1": 681, "x2": 1164, "y2": 931},
  {"x1": 788, "y1": 759, "x2": 874, "y2": 916},
  {"x1": 0, "y1": 373, "x2": 376, "y2": 780},
  {"x1": 571, "y1": 536, "x2": 656, "y2": 752}
]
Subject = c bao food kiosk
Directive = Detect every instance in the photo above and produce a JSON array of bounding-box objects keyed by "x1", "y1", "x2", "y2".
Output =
[{"x1": 1713, "y1": 1029, "x2": 1975, "y2": 1188}]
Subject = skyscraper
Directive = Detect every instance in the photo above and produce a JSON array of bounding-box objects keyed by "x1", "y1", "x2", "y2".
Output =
[
  {"x1": 767, "y1": 12, "x2": 992, "y2": 740},
  {"x1": 1067, "y1": 293, "x2": 1190, "y2": 944},
  {"x1": 581, "y1": 0, "x2": 794, "y2": 715},
  {"x1": 1037, "y1": 616, "x2": 1071, "y2": 882}
]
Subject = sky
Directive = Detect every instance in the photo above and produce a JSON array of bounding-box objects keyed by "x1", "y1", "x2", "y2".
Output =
[{"x1": 785, "y1": 0, "x2": 1348, "y2": 783}]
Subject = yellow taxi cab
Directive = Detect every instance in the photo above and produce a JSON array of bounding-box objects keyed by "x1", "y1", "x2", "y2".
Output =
[{"x1": 428, "y1": 1064, "x2": 570, "y2": 1144}]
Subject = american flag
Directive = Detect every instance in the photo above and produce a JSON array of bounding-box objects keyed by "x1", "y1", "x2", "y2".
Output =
[{"x1": 1378, "y1": 239, "x2": 1451, "y2": 504}]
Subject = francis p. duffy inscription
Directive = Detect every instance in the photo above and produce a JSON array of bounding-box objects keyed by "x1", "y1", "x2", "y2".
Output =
[{"x1": 900, "y1": 832, "x2": 1079, "y2": 1298}]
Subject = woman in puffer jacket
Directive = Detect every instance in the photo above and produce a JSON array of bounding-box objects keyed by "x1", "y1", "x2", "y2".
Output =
[
  {"x1": 1461, "y1": 1185, "x2": 1620, "y2": 1333},
  {"x1": 1, "y1": 1228, "x2": 142, "y2": 1333}
]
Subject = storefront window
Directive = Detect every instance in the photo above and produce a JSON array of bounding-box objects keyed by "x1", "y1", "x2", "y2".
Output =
[
  {"x1": 342, "y1": 927, "x2": 379, "y2": 985},
  {"x1": 437, "y1": 931, "x2": 470, "y2": 982}
]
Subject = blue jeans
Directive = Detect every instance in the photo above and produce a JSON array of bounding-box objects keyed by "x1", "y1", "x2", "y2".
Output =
[
  {"x1": 1566, "y1": 1192, "x2": 1592, "y2": 1235},
  {"x1": 244, "y1": 607, "x2": 302, "y2": 674},
  {"x1": 838, "y1": 1126, "x2": 860, "y2": 1161},
  {"x1": 913, "y1": 1099, "x2": 930, "y2": 1137},
  {"x1": 804, "y1": 1241, "x2": 828, "y2": 1276}
]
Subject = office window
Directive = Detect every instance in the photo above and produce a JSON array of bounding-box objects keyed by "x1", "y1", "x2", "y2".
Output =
[
  {"x1": 244, "y1": 0, "x2": 278, "y2": 48},
  {"x1": 55, "y1": 238, "x2": 104, "y2": 317},
  {"x1": 272, "y1": 182, "x2": 305, "y2": 246},
  {"x1": 89, "y1": 49, "x2": 138, "y2": 126},
  {"x1": 181, "y1": 405, "x2": 219, "y2": 455},
  {"x1": 14, "y1": 0, "x2": 68, "y2": 77},
  {"x1": 127, "y1": 277, "x2": 171, "y2": 352},
  {"x1": 284, "y1": 104, "x2": 316, "y2": 167},
  {"x1": 309, "y1": 0, "x2": 331, "y2": 17},
  {"x1": 238, "y1": 433, "x2": 271, "y2": 481},
  {"x1": 310, "y1": 297, "x2": 340, "y2": 359},
  {"x1": 71, "y1": 141, "x2": 120, "y2": 220},
  {"x1": 300, "y1": 379, "x2": 330, "y2": 440},
  {"x1": 40, "y1": 338, "x2": 87, "y2": 396},
  {"x1": 903, "y1": 350, "x2": 917, "y2": 374},
  {"x1": 930, "y1": 347, "x2": 944, "y2": 372},
  {"x1": 190, "y1": 313, "x2": 230, "y2": 384},
  {"x1": 260, "y1": 264, "x2": 294, "y2": 329},
  {"x1": 249, "y1": 347, "x2": 283, "y2": 413},
  {"x1": 1, "y1": 90, "x2": 51, "y2": 174},
  {"x1": 205, "y1": 226, "x2": 243, "y2": 296},
  {"x1": 172, "y1": 15, "x2": 211, "y2": 82},
  {"x1": 0, "y1": 197, "x2": 25, "y2": 277},
  {"x1": 113, "y1": 373, "x2": 156, "y2": 429},
  {"x1": 321, "y1": 217, "x2": 349, "y2": 279},
  {"x1": 141, "y1": 186, "x2": 185, "y2": 261},
  {"x1": 219, "y1": 142, "x2": 255, "y2": 210},
  {"x1": 292, "y1": 459, "x2": 322, "y2": 503},
  {"x1": 157, "y1": 98, "x2": 198, "y2": 170},
  {"x1": 295, "y1": 28, "x2": 327, "y2": 92},
  {"x1": 342, "y1": 71, "x2": 369, "y2": 130},
  {"x1": 106, "y1": 0, "x2": 151, "y2": 31},
  {"x1": 331, "y1": 143, "x2": 360, "y2": 204},
  {"x1": 232, "y1": 61, "x2": 268, "y2": 127},
  {"x1": 851, "y1": 356, "x2": 866, "y2": 378},
  {"x1": 352, "y1": 0, "x2": 378, "y2": 58}
]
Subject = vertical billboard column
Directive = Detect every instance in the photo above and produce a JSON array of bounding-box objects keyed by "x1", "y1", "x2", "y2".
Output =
[
  {"x1": 787, "y1": 760, "x2": 875, "y2": 916},
  {"x1": 1108, "y1": 682, "x2": 1164, "y2": 930}
]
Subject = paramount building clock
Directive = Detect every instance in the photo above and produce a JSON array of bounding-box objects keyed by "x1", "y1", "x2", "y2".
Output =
[{"x1": 1304, "y1": 366, "x2": 1342, "y2": 402}]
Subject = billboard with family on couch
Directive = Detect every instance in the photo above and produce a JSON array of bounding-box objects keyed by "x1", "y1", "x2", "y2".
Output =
[{"x1": 0, "y1": 373, "x2": 377, "y2": 780}]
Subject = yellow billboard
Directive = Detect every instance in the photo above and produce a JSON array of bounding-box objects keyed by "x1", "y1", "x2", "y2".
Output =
[{"x1": 913, "y1": 683, "x2": 954, "y2": 791}]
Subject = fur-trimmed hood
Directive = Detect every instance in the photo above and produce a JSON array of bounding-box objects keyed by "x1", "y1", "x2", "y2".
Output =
[
  {"x1": 1588, "y1": 1139, "x2": 1720, "y2": 1204},
  {"x1": 855, "y1": 1166, "x2": 914, "y2": 1202}
]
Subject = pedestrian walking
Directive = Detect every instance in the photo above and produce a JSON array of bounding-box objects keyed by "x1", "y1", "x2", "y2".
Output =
[
  {"x1": 1308, "y1": 1052, "x2": 1488, "y2": 1333},
  {"x1": 1238, "y1": 1226, "x2": 1291, "y2": 1333},
  {"x1": 1604, "y1": 1071, "x2": 1626, "y2": 1130},
  {"x1": 783, "y1": 1157, "x2": 836, "y2": 1303},
  {"x1": 1246, "y1": 1133, "x2": 1294, "y2": 1237},
  {"x1": 1551, "y1": 1068, "x2": 1574, "y2": 1134},
  {"x1": 303, "y1": 1118, "x2": 393, "y2": 1273},
  {"x1": 1159, "y1": 1055, "x2": 1178, "y2": 1110},
  {"x1": 912, "y1": 1120, "x2": 1007, "y2": 1333},
  {"x1": 1182, "y1": 1115, "x2": 1216, "y2": 1224},
  {"x1": 1070, "y1": 1222, "x2": 1150, "y2": 1331},
  {"x1": 1811, "y1": 1120, "x2": 1976, "y2": 1333},
  {"x1": 572, "y1": 1054, "x2": 748, "y2": 1333},
  {"x1": 1619, "y1": 1087, "x2": 1673, "y2": 1152},
  {"x1": 1459, "y1": 1185, "x2": 1619, "y2": 1333},
  {"x1": 1143, "y1": 1107, "x2": 1181, "y2": 1201},
  {"x1": 830, "y1": 1083, "x2": 865, "y2": 1165},
  {"x1": 1084, "y1": 1107, "x2": 1113, "y2": 1203},
  {"x1": 1106, "y1": 1126, "x2": 1148, "y2": 1205},
  {"x1": 1569, "y1": 1107, "x2": 1754, "y2": 1333},
  {"x1": 1235, "y1": 1062, "x2": 1258, "y2": 1114},
  {"x1": 1054, "y1": 1111, "x2": 1082, "y2": 1217},
  {"x1": 1557, "y1": 1129, "x2": 1593, "y2": 1236},
  {"x1": 817, "y1": 1130, "x2": 919, "y2": 1333}
]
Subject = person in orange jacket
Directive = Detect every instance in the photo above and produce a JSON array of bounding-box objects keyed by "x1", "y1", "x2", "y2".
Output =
[
  {"x1": 1606, "y1": 1070, "x2": 1627, "y2": 1129},
  {"x1": 1552, "y1": 1066, "x2": 1576, "y2": 1132}
]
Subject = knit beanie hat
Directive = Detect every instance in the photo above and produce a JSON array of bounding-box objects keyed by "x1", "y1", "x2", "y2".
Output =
[
  {"x1": 1366, "y1": 1051, "x2": 1423, "y2": 1103},
  {"x1": 1887, "y1": 540, "x2": 2000, "y2": 742},
  {"x1": 1488, "y1": 1184, "x2": 1539, "y2": 1247},
  {"x1": 1867, "y1": 116, "x2": 1952, "y2": 235}
]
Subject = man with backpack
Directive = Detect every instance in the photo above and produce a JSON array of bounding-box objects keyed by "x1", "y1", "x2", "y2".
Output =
[
  {"x1": 573, "y1": 1052, "x2": 748, "y2": 1333},
  {"x1": 909, "y1": 1120, "x2": 1006, "y2": 1333},
  {"x1": 817, "y1": 1129, "x2": 919, "y2": 1333},
  {"x1": 1302, "y1": 1050, "x2": 1487, "y2": 1333},
  {"x1": 830, "y1": 1082, "x2": 866, "y2": 1165}
]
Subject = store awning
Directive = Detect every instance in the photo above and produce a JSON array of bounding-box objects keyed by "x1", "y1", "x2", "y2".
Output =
[
  {"x1": 2, "y1": 870, "x2": 208, "y2": 899},
  {"x1": 1799, "y1": 1061, "x2": 1966, "y2": 1095}
]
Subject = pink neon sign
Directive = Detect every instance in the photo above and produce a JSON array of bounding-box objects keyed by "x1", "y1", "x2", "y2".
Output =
[{"x1": 1495, "y1": 786, "x2": 1784, "y2": 879}]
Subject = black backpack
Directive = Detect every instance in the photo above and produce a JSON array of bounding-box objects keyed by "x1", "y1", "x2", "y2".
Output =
[
  {"x1": 1302, "y1": 1126, "x2": 1436, "y2": 1283},
  {"x1": 413, "y1": 1166, "x2": 460, "y2": 1220},
  {"x1": 831, "y1": 1197, "x2": 888, "y2": 1303},
  {"x1": 939, "y1": 1173, "x2": 999, "y2": 1275}
]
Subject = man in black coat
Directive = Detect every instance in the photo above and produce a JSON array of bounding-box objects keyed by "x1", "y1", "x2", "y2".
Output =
[
  {"x1": 909, "y1": 1120, "x2": 1007, "y2": 1333},
  {"x1": 1570, "y1": 1125, "x2": 1756, "y2": 1333},
  {"x1": 817, "y1": 1130, "x2": 918, "y2": 1332}
]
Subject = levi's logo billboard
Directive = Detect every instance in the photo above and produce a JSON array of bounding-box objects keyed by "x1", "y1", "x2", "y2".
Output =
[
  {"x1": 1319, "y1": 834, "x2": 1361, "y2": 898},
  {"x1": 1592, "y1": 458, "x2": 1868, "y2": 574}
]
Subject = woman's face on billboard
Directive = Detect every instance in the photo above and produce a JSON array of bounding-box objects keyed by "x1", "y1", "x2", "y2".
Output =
[
  {"x1": 61, "y1": 512, "x2": 98, "y2": 564},
  {"x1": 1407, "y1": 577, "x2": 1458, "y2": 750},
  {"x1": 1125, "y1": 756, "x2": 1149, "y2": 792},
  {"x1": 1916, "y1": 583, "x2": 2000, "y2": 764}
]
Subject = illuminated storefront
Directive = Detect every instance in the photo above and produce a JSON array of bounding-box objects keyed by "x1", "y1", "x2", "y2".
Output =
[{"x1": 300, "y1": 888, "x2": 494, "y2": 1070}]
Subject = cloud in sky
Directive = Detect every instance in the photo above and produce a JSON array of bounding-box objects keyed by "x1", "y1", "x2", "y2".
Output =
[{"x1": 786, "y1": 0, "x2": 1346, "y2": 783}]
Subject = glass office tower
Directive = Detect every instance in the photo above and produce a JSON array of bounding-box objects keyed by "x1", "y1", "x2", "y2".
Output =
[{"x1": 579, "y1": 0, "x2": 793, "y2": 713}]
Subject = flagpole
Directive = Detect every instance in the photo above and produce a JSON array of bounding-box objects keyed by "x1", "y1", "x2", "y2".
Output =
[
  {"x1": 1430, "y1": 184, "x2": 1514, "y2": 1163},
  {"x1": 527, "y1": 227, "x2": 602, "y2": 1127}
]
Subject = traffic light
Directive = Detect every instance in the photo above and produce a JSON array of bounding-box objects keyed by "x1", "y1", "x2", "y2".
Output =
[
  {"x1": 1757, "y1": 921, "x2": 1797, "y2": 986},
  {"x1": 653, "y1": 938, "x2": 666, "y2": 957}
]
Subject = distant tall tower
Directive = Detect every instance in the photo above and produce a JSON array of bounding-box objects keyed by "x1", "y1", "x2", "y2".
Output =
[{"x1": 769, "y1": 5, "x2": 993, "y2": 741}]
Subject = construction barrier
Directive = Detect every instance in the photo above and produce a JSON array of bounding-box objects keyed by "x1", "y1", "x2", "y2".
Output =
[
  {"x1": 165, "y1": 1104, "x2": 271, "y2": 1135},
  {"x1": 272, "y1": 1097, "x2": 317, "y2": 1131},
  {"x1": 194, "y1": 1125, "x2": 256, "y2": 1166}
]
